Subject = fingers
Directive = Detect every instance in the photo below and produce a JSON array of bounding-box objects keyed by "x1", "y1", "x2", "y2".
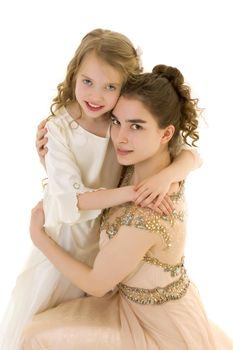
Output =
[
  {"x1": 37, "y1": 128, "x2": 47, "y2": 140},
  {"x1": 134, "y1": 181, "x2": 146, "y2": 191},
  {"x1": 134, "y1": 189, "x2": 155, "y2": 205},
  {"x1": 36, "y1": 118, "x2": 48, "y2": 148},
  {"x1": 153, "y1": 193, "x2": 173, "y2": 210},
  {"x1": 31, "y1": 200, "x2": 43, "y2": 212},
  {"x1": 157, "y1": 202, "x2": 170, "y2": 216},
  {"x1": 36, "y1": 137, "x2": 48, "y2": 149},
  {"x1": 164, "y1": 195, "x2": 174, "y2": 212},
  {"x1": 37, "y1": 118, "x2": 48, "y2": 130},
  {"x1": 154, "y1": 207, "x2": 164, "y2": 215},
  {"x1": 39, "y1": 147, "x2": 48, "y2": 157},
  {"x1": 36, "y1": 125, "x2": 48, "y2": 157},
  {"x1": 139, "y1": 193, "x2": 175, "y2": 217},
  {"x1": 138, "y1": 192, "x2": 165, "y2": 209},
  {"x1": 137, "y1": 193, "x2": 157, "y2": 207},
  {"x1": 152, "y1": 193, "x2": 165, "y2": 208},
  {"x1": 147, "y1": 204, "x2": 163, "y2": 215},
  {"x1": 36, "y1": 142, "x2": 48, "y2": 158}
]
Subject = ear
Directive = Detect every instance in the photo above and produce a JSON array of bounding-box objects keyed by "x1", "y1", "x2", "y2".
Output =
[{"x1": 161, "y1": 125, "x2": 175, "y2": 144}]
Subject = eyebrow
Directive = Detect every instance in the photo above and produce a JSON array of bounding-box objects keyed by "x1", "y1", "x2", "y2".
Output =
[
  {"x1": 111, "y1": 113, "x2": 147, "y2": 123},
  {"x1": 81, "y1": 74, "x2": 121, "y2": 86}
]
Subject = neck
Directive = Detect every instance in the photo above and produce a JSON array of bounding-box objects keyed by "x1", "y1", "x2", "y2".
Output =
[{"x1": 131, "y1": 147, "x2": 171, "y2": 185}]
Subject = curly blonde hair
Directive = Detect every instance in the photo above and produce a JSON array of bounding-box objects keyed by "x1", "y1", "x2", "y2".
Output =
[{"x1": 50, "y1": 28, "x2": 142, "y2": 116}]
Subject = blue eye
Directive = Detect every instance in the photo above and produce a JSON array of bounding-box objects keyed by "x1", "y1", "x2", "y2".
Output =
[
  {"x1": 106, "y1": 85, "x2": 116, "y2": 91},
  {"x1": 83, "y1": 79, "x2": 92, "y2": 86}
]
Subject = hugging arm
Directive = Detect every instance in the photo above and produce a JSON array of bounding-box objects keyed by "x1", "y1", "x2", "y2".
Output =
[
  {"x1": 36, "y1": 118, "x2": 49, "y2": 168},
  {"x1": 134, "y1": 147, "x2": 202, "y2": 209},
  {"x1": 30, "y1": 202, "x2": 156, "y2": 297},
  {"x1": 77, "y1": 186, "x2": 136, "y2": 211},
  {"x1": 43, "y1": 119, "x2": 104, "y2": 225}
]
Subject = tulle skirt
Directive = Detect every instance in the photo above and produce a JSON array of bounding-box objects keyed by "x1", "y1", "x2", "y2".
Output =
[
  {"x1": 21, "y1": 283, "x2": 233, "y2": 350},
  {"x1": 0, "y1": 223, "x2": 99, "y2": 350}
]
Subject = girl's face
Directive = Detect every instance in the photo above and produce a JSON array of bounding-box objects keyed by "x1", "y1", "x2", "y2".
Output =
[
  {"x1": 111, "y1": 96, "x2": 171, "y2": 166},
  {"x1": 75, "y1": 51, "x2": 123, "y2": 119}
]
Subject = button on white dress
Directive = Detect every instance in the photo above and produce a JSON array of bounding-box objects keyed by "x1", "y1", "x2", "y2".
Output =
[{"x1": 0, "y1": 107, "x2": 122, "y2": 350}]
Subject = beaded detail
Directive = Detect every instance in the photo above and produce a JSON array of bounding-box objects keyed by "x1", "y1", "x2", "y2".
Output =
[
  {"x1": 101, "y1": 202, "x2": 184, "y2": 249},
  {"x1": 101, "y1": 166, "x2": 185, "y2": 249},
  {"x1": 118, "y1": 271, "x2": 190, "y2": 305},
  {"x1": 118, "y1": 254, "x2": 189, "y2": 305},
  {"x1": 143, "y1": 254, "x2": 185, "y2": 277},
  {"x1": 101, "y1": 166, "x2": 189, "y2": 305}
]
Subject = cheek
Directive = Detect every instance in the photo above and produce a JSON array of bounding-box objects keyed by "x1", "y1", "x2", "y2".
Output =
[
  {"x1": 107, "y1": 92, "x2": 120, "y2": 107},
  {"x1": 74, "y1": 82, "x2": 81, "y2": 99},
  {"x1": 137, "y1": 134, "x2": 160, "y2": 154},
  {"x1": 75, "y1": 80, "x2": 86, "y2": 94}
]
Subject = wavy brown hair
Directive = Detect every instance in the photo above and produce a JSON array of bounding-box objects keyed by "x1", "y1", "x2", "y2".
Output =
[
  {"x1": 122, "y1": 64, "x2": 201, "y2": 155},
  {"x1": 50, "y1": 28, "x2": 142, "y2": 116}
]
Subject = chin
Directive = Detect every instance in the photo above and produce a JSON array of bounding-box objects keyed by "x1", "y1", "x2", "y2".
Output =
[{"x1": 117, "y1": 158, "x2": 134, "y2": 166}]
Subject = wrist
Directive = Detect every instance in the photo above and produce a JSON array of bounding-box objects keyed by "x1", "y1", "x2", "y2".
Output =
[
  {"x1": 30, "y1": 226, "x2": 46, "y2": 247},
  {"x1": 126, "y1": 185, "x2": 137, "y2": 202},
  {"x1": 158, "y1": 166, "x2": 174, "y2": 184}
]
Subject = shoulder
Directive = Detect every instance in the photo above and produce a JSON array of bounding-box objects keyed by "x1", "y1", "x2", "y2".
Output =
[
  {"x1": 46, "y1": 107, "x2": 71, "y2": 130},
  {"x1": 120, "y1": 195, "x2": 185, "y2": 248},
  {"x1": 123, "y1": 204, "x2": 165, "y2": 232},
  {"x1": 46, "y1": 107, "x2": 74, "y2": 141}
]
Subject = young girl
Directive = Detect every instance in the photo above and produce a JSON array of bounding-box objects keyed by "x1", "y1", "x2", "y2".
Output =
[
  {"x1": 0, "y1": 29, "x2": 200, "y2": 350},
  {"x1": 23, "y1": 65, "x2": 233, "y2": 349}
]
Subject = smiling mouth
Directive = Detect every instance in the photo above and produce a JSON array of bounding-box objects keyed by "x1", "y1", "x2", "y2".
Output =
[
  {"x1": 85, "y1": 101, "x2": 104, "y2": 111},
  {"x1": 116, "y1": 148, "x2": 133, "y2": 156}
]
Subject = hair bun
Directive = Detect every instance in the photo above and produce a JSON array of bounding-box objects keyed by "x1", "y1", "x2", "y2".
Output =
[{"x1": 152, "y1": 64, "x2": 184, "y2": 88}]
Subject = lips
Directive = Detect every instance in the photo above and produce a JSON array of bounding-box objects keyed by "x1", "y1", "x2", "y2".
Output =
[
  {"x1": 116, "y1": 148, "x2": 133, "y2": 156},
  {"x1": 85, "y1": 101, "x2": 104, "y2": 112}
]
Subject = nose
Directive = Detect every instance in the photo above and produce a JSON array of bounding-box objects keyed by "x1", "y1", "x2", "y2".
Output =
[
  {"x1": 116, "y1": 127, "x2": 128, "y2": 144},
  {"x1": 89, "y1": 86, "x2": 103, "y2": 103}
]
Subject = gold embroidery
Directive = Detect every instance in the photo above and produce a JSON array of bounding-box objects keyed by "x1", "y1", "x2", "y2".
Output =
[
  {"x1": 118, "y1": 253, "x2": 189, "y2": 305},
  {"x1": 101, "y1": 167, "x2": 189, "y2": 305},
  {"x1": 101, "y1": 166, "x2": 185, "y2": 249},
  {"x1": 101, "y1": 203, "x2": 184, "y2": 249},
  {"x1": 143, "y1": 255, "x2": 185, "y2": 277},
  {"x1": 118, "y1": 271, "x2": 190, "y2": 305}
]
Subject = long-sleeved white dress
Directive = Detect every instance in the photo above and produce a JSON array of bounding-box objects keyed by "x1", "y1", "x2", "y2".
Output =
[{"x1": 0, "y1": 107, "x2": 122, "y2": 350}]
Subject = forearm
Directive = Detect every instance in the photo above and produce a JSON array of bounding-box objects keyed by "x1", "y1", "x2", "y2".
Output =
[
  {"x1": 165, "y1": 149, "x2": 202, "y2": 183},
  {"x1": 77, "y1": 185, "x2": 135, "y2": 210},
  {"x1": 33, "y1": 229, "x2": 100, "y2": 296}
]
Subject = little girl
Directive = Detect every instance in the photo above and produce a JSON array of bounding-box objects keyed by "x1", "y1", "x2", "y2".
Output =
[{"x1": 0, "y1": 29, "x2": 201, "y2": 350}]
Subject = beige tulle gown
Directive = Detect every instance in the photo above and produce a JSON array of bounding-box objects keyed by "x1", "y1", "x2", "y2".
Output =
[{"x1": 22, "y1": 170, "x2": 233, "y2": 350}]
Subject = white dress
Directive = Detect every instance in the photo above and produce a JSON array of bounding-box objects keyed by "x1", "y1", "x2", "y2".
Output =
[{"x1": 0, "y1": 107, "x2": 122, "y2": 350}]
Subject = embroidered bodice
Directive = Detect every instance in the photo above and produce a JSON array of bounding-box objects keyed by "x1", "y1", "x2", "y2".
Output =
[{"x1": 100, "y1": 166, "x2": 190, "y2": 305}]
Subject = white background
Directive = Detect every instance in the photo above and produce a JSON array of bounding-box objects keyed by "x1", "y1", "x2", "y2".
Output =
[{"x1": 0, "y1": 0, "x2": 232, "y2": 337}]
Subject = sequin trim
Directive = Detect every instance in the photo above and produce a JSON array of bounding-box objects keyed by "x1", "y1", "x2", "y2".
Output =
[
  {"x1": 143, "y1": 255, "x2": 185, "y2": 277},
  {"x1": 118, "y1": 271, "x2": 190, "y2": 305},
  {"x1": 100, "y1": 166, "x2": 185, "y2": 249},
  {"x1": 101, "y1": 203, "x2": 184, "y2": 250}
]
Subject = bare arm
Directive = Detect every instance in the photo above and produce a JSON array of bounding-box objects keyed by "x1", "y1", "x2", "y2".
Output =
[
  {"x1": 30, "y1": 202, "x2": 156, "y2": 297},
  {"x1": 78, "y1": 149, "x2": 202, "y2": 213},
  {"x1": 77, "y1": 185, "x2": 136, "y2": 210},
  {"x1": 161, "y1": 148, "x2": 202, "y2": 183},
  {"x1": 134, "y1": 148, "x2": 202, "y2": 208}
]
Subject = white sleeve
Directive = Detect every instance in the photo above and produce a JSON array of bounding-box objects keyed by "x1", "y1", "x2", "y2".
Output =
[{"x1": 43, "y1": 119, "x2": 102, "y2": 227}]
